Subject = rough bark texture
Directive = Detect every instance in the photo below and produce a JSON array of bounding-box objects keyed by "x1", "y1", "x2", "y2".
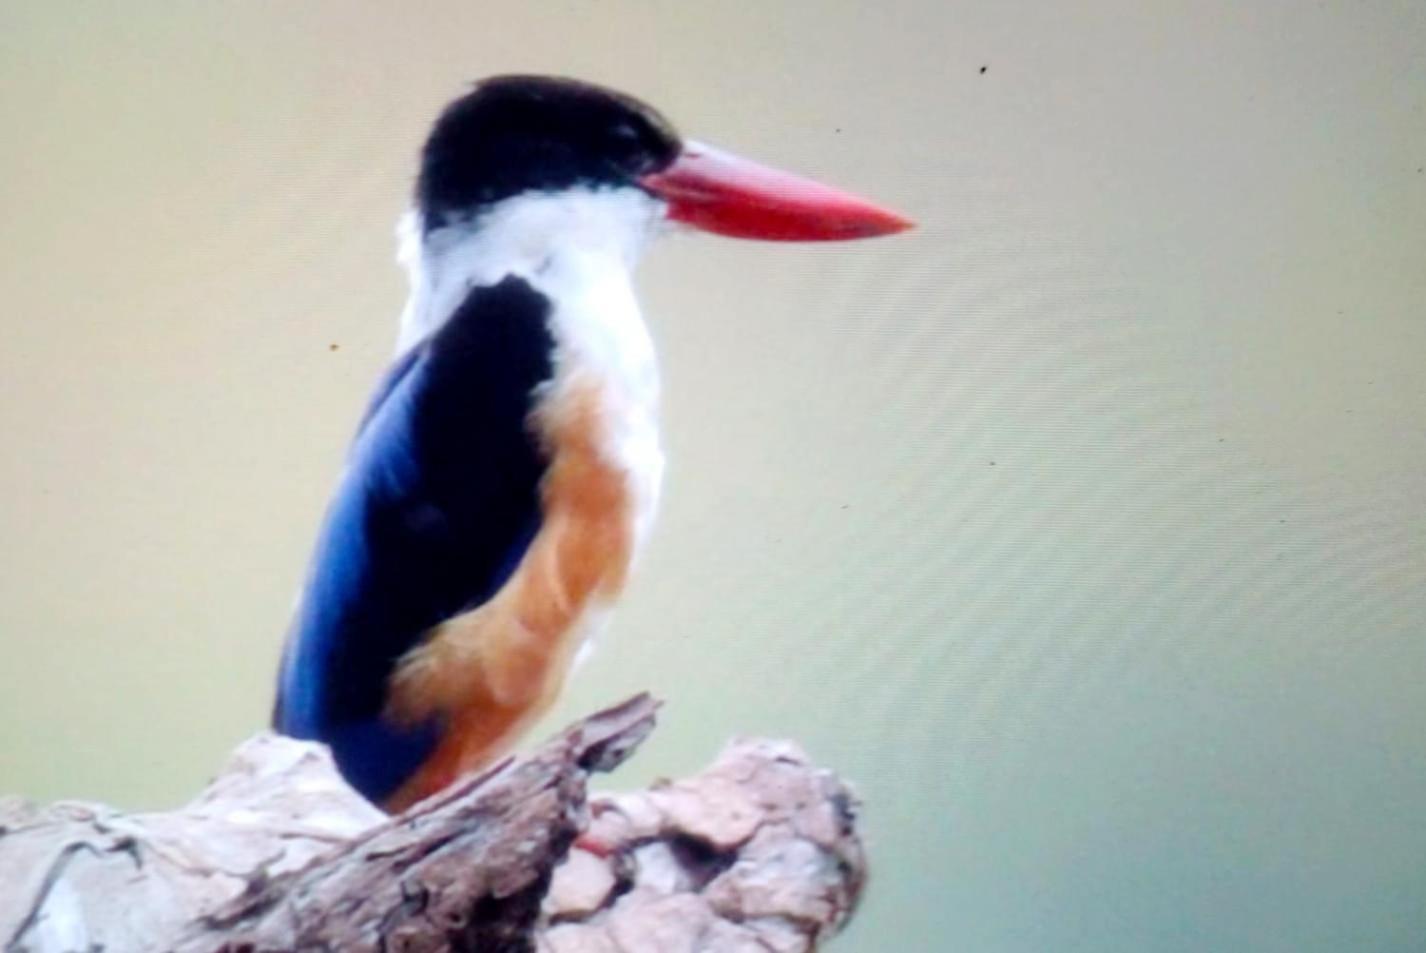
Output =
[{"x1": 0, "y1": 696, "x2": 865, "y2": 953}]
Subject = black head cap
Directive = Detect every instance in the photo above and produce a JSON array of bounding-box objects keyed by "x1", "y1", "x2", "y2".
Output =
[{"x1": 416, "y1": 75, "x2": 682, "y2": 228}]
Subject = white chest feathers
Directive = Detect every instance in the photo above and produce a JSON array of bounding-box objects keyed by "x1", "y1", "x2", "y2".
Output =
[{"x1": 538, "y1": 250, "x2": 665, "y2": 548}]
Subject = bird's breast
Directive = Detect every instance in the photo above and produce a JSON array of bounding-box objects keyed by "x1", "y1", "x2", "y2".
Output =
[{"x1": 537, "y1": 254, "x2": 664, "y2": 557}]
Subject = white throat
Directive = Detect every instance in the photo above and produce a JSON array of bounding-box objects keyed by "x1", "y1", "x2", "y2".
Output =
[{"x1": 396, "y1": 187, "x2": 663, "y2": 352}]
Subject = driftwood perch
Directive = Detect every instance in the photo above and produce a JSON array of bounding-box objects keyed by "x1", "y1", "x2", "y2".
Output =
[{"x1": 0, "y1": 696, "x2": 866, "y2": 952}]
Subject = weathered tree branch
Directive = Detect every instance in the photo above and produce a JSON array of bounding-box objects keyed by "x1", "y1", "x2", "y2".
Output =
[{"x1": 0, "y1": 696, "x2": 865, "y2": 952}]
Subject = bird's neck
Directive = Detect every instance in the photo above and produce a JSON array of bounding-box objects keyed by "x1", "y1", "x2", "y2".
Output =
[
  {"x1": 396, "y1": 186, "x2": 667, "y2": 617},
  {"x1": 396, "y1": 188, "x2": 662, "y2": 352}
]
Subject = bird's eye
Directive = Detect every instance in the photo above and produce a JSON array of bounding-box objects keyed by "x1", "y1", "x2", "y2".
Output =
[{"x1": 610, "y1": 122, "x2": 642, "y2": 145}]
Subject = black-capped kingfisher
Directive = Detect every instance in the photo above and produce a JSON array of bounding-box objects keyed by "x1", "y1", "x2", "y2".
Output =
[{"x1": 272, "y1": 75, "x2": 910, "y2": 812}]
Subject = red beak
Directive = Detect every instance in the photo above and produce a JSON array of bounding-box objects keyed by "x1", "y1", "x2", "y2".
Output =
[{"x1": 639, "y1": 141, "x2": 913, "y2": 241}]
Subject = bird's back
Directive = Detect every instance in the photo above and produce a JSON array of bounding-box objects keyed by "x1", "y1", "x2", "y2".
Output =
[{"x1": 274, "y1": 275, "x2": 554, "y2": 803}]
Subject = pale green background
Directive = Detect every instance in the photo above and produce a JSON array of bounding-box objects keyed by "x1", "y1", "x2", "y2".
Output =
[{"x1": 2, "y1": 3, "x2": 1424, "y2": 951}]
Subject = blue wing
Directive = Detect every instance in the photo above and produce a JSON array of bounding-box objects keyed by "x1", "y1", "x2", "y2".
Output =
[{"x1": 274, "y1": 275, "x2": 555, "y2": 804}]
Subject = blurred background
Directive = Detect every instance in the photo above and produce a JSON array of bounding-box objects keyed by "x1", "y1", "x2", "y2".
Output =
[{"x1": 2, "y1": 3, "x2": 1423, "y2": 950}]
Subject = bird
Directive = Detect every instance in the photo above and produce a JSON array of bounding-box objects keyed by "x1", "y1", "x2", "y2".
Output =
[{"x1": 272, "y1": 75, "x2": 911, "y2": 812}]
